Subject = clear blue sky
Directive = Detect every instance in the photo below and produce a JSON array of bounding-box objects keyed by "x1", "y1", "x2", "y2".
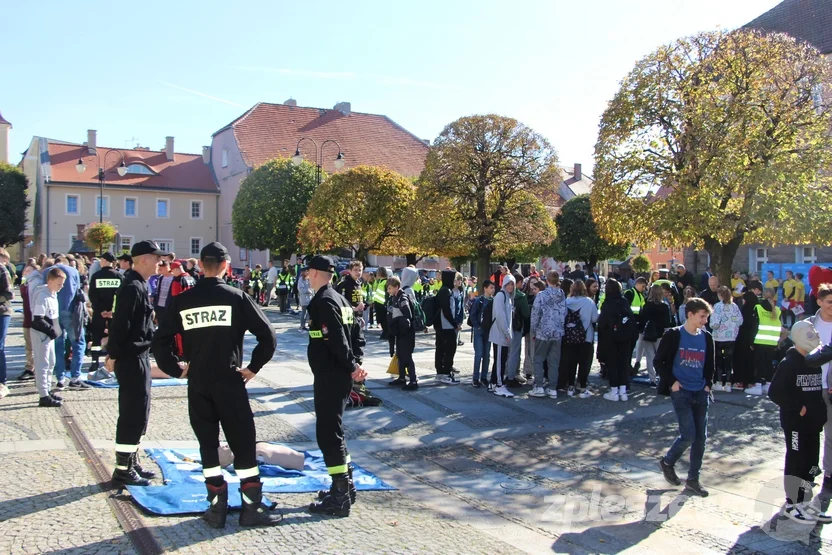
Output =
[{"x1": 2, "y1": 0, "x2": 780, "y2": 173}]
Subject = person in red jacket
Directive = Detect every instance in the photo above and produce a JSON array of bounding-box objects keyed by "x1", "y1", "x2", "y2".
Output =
[{"x1": 169, "y1": 261, "x2": 196, "y2": 355}]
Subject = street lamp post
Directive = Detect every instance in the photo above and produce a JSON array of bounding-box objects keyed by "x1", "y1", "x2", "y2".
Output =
[
  {"x1": 291, "y1": 137, "x2": 345, "y2": 184},
  {"x1": 75, "y1": 147, "x2": 128, "y2": 225}
]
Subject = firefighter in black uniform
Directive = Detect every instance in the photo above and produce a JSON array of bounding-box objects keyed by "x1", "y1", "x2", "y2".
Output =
[
  {"x1": 305, "y1": 255, "x2": 367, "y2": 517},
  {"x1": 105, "y1": 240, "x2": 167, "y2": 487},
  {"x1": 87, "y1": 252, "x2": 122, "y2": 375},
  {"x1": 152, "y1": 242, "x2": 281, "y2": 528}
]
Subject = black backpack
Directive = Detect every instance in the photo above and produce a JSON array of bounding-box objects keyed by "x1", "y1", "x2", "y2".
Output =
[
  {"x1": 612, "y1": 304, "x2": 638, "y2": 343},
  {"x1": 563, "y1": 308, "x2": 586, "y2": 345},
  {"x1": 481, "y1": 297, "x2": 495, "y2": 334},
  {"x1": 421, "y1": 295, "x2": 438, "y2": 328},
  {"x1": 642, "y1": 320, "x2": 660, "y2": 342}
]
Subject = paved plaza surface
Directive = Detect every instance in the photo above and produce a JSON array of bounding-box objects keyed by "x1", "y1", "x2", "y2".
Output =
[{"x1": 1, "y1": 293, "x2": 831, "y2": 554}]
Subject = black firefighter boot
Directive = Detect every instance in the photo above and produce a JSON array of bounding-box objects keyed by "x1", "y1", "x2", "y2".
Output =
[
  {"x1": 111, "y1": 452, "x2": 151, "y2": 488},
  {"x1": 239, "y1": 482, "x2": 282, "y2": 527},
  {"x1": 201, "y1": 482, "x2": 228, "y2": 528},
  {"x1": 317, "y1": 464, "x2": 357, "y2": 504},
  {"x1": 131, "y1": 451, "x2": 157, "y2": 479},
  {"x1": 309, "y1": 473, "x2": 351, "y2": 517}
]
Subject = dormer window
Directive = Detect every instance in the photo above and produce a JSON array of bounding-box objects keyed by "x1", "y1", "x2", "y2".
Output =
[{"x1": 126, "y1": 163, "x2": 155, "y2": 175}]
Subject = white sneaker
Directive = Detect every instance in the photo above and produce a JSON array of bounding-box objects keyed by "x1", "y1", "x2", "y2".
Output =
[
  {"x1": 494, "y1": 385, "x2": 515, "y2": 398},
  {"x1": 722, "y1": 383, "x2": 732, "y2": 393},
  {"x1": 744, "y1": 384, "x2": 764, "y2": 395},
  {"x1": 781, "y1": 503, "x2": 816, "y2": 524},
  {"x1": 516, "y1": 375, "x2": 527, "y2": 385},
  {"x1": 578, "y1": 389, "x2": 592, "y2": 399},
  {"x1": 762, "y1": 383, "x2": 770, "y2": 395},
  {"x1": 619, "y1": 391, "x2": 629, "y2": 401},
  {"x1": 711, "y1": 383, "x2": 723, "y2": 392},
  {"x1": 528, "y1": 387, "x2": 547, "y2": 398},
  {"x1": 603, "y1": 391, "x2": 620, "y2": 402},
  {"x1": 487, "y1": 383, "x2": 495, "y2": 392},
  {"x1": 546, "y1": 388, "x2": 558, "y2": 399},
  {"x1": 438, "y1": 375, "x2": 460, "y2": 385},
  {"x1": 0, "y1": 383, "x2": 8, "y2": 399},
  {"x1": 567, "y1": 387, "x2": 575, "y2": 397}
]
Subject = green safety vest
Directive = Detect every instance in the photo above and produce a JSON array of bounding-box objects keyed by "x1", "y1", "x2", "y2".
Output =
[
  {"x1": 430, "y1": 281, "x2": 441, "y2": 292},
  {"x1": 598, "y1": 292, "x2": 605, "y2": 310},
  {"x1": 652, "y1": 279, "x2": 673, "y2": 287},
  {"x1": 373, "y1": 279, "x2": 387, "y2": 304},
  {"x1": 277, "y1": 273, "x2": 294, "y2": 287},
  {"x1": 627, "y1": 289, "x2": 645, "y2": 314},
  {"x1": 413, "y1": 281, "x2": 423, "y2": 293},
  {"x1": 754, "y1": 305, "x2": 782, "y2": 346}
]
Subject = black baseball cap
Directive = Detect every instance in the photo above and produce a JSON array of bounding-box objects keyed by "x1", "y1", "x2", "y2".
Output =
[
  {"x1": 117, "y1": 253, "x2": 132, "y2": 262},
  {"x1": 307, "y1": 255, "x2": 335, "y2": 272},
  {"x1": 131, "y1": 240, "x2": 168, "y2": 257},
  {"x1": 100, "y1": 252, "x2": 116, "y2": 263},
  {"x1": 200, "y1": 241, "x2": 230, "y2": 262}
]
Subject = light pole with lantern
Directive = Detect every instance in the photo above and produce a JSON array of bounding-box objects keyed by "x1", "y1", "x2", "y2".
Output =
[
  {"x1": 75, "y1": 147, "x2": 128, "y2": 225},
  {"x1": 291, "y1": 137, "x2": 345, "y2": 184}
]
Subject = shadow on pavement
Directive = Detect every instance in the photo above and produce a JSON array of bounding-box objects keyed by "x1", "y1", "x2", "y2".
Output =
[{"x1": 0, "y1": 485, "x2": 99, "y2": 522}]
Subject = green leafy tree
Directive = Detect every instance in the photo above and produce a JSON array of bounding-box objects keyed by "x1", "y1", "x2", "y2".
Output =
[
  {"x1": 592, "y1": 30, "x2": 832, "y2": 287},
  {"x1": 298, "y1": 166, "x2": 416, "y2": 264},
  {"x1": 632, "y1": 254, "x2": 652, "y2": 274},
  {"x1": 0, "y1": 161, "x2": 31, "y2": 246},
  {"x1": 232, "y1": 158, "x2": 319, "y2": 262},
  {"x1": 550, "y1": 195, "x2": 630, "y2": 271},
  {"x1": 416, "y1": 115, "x2": 559, "y2": 288},
  {"x1": 85, "y1": 222, "x2": 117, "y2": 254}
]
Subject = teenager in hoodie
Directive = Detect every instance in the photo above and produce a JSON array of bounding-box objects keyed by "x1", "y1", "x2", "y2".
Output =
[
  {"x1": 435, "y1": 269, "x2": 461, "y2": 384},
  {"x1": 597, "y1": 279, "x2": 636, "y2": 401},
  {"x1": 768, "y1": 321, "x2": 831, "y2": 523},
  {"x1": 489, "y1": 274, "x2": 516, "y2": 397},
  {"x1": 506, "y1": 272, "x2": 531, "y2": 387},
  {"x1": 387, "y1": 276, "x2": 418, "y2": 390}
]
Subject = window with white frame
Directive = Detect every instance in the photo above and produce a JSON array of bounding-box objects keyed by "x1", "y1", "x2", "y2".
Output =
[
  {"x1": 190, "y1": 200, "x2": 202, "y2": 220},
  {"x1": 156, "y1": 198, "x2": 169, "y2": 218},
  {"x1": 755, "y1": 247, "x2": 768, "y2": 272},
  {"x1": 190, "y1": 238, "x2": 202, "y2": 256},
  {"x1": 120, "y1": 236, "x2": 133, "y2": 254},
  {"x1": 802, "y1": 246, "x2": 817, "y2": 264},
  {"x1": 126, "y1": 163, "x2": 155, "y2": 175},
  {"x1": 222, "y1": 149, "x2": 229, "y2": 168},
  {"x1": 658, "y1": 263, "x2": 667, "y2": 269},
  {"x1": 124, "y1": 197, "x2": 137, "y2": 217},
  {"x1": 155, "y1": 240, "x2": 173, "y2": 254},
  {"x1": 240, "y1": 248, "x2": 248, "y2": 261},
  {"x1": 66, "y1": 195, "x2": 79, "y2": 215},
  {"x1": 95, "y1": 196, "x2": 110, "y2": 217}
]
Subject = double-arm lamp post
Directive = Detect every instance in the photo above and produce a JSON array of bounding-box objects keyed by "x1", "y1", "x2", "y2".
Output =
[
  {"x1": 75, "y1": 148, "x2": 128, "y2": 224},
  {"x1": 291, "y1": 137, "x2": 345, "y2": 184}
]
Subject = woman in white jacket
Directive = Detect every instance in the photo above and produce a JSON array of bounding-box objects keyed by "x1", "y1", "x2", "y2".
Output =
[
  {"x1": 489, "y1": 274, "x2": 515, "y2": 398},
  {"x1": 709, "y1": 286, "x2": 743, "y2": 392}
]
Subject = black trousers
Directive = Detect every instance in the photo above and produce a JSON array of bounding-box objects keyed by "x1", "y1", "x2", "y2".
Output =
[
  {"x1": 278, "y1": 291, "x2": 289, "y2": 313},
  {"x1": 753, "y1": 344, "x2": 777, "y2": 385},
  {"x1": 313, "y1": 371, "x2": 353, "y2": 473},
  {"x1": 563, "y1": 342, "x2": 594, "y2": 389},
  {"x1": 189, "y1": 379, "x2": 257, "y2": 473},
  {"x1": 491, "y1": 343, "x2": 510, "y2": 386},
  {"x1": 435, "y1": 329, "x2": 457, "y2": 375},
  {"x1": 114, "y1": 354, "x2": 151, "y2": 452},
  {"x1": 88, "y1": 313, "x2": 108, "y2": 361},
  {"x1": 714, "y1": 341, "x2": 734, "y2": 384},
  {"x1": 733, "y1": 338, "x2": 754, "y2": 385},
  {"x1": 396, "y1": 331, "x2": 417, "y2": 382},
  {"x1": 783, "y1": 420, "x2": 822, "y2": 504},
  {"x1": 375, "y1": 303, "x2": 389, "y2": 338},
  {"x1": 607, "y1": 343, "x2": 631, "y2": 388}
]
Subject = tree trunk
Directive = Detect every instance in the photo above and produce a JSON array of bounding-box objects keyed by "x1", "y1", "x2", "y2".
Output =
[
  {"x1": 476, "y1": 249, "x2": 492, "y2": 294},
  {"x1": 586, "y1": 257, "x2": 598, "y2": 273},
  {"x1": 504, "y1": 258, "x2": 517, "y2": 272},
  {"x1": 703, "y1": 235, "x2": 743, "y2": 292},
  {"x1": 355, "y1": 247, "x2": 370, "y2": 266},
  {"x1": 405, "y1": 253, "x2": 424, "y2": 267}
]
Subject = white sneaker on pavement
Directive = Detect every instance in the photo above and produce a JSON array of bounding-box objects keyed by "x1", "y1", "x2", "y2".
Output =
[
  {"x1": 516, "y1": 375, "x2": 527, "y2": 385},
  {"x1": 712, "y1": 383, "x2": 723, "y2": 392},
  {"x1": 578, "y1": 389, "x2": 592, "y2": 399},
  {"x1": 603, "y1": 391, "x2": 620, "y2": 402},
  {"x1": 438, "y1": 375, "x2": 460, "y2": 385},
  {"x1": 762, "y1": 383, "x2": 770, "y2": 395},
  {"x1": 528, "y1": 387, "x2": 547, "y2": 398},
  {"x1": 744, "y1": 384, "x2": 764, "y2": 395},
  {"x1": 546, "y1": 388, "x2": 558, "y2": 399},
  {"x1": 619, "y1": 391, "x2": 629, "y2": 401},
  {"x1": 494, "y1": 385, "x2": 515, "y2": 398},
  {"x1": 567, "y1": 387, "x2": 575, "y2": 397},
  {"x1": 723, "y1": 383, "x2": 732, "y2": 393}
]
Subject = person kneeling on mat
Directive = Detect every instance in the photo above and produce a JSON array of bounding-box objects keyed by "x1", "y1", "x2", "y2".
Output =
[{"x1": 152, "y1": 242, "x2": 280, "y2": 528}]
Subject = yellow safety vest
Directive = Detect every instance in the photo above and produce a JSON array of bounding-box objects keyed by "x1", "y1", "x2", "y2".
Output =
[
  {"x1": 627, "y1": 289, "x2": 644, "y2": 314},
  {"x1": 373, "y1": 279, "x2": 387, "y2": 304},
  {"x1": 753, "y1": 304, "x2": 782, "y2": 346}
]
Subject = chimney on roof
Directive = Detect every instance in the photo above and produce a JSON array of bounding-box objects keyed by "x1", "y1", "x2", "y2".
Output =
[
  {"x1": 165, "y1": 136, "x2": 174, "y2": 161},
  {"x1": 574, "y1": 163, "x2": 582, "y2": 181},
  {"x1": 284, "y1": 98, "x2": 297, "y2": 106},
  {"x1": 334, "y1": 102, "x2": 351, "y2": 116},
  {"x1": 0, "y1": 110, "x2": 10, "y2": 164},
  {"x1": 87, "y1": 130, "x2": 97, "y2": 150},
  {"x1": 202, "y1": 146, "x2": 210, "y2": 164},
  {"x1": 76, "y1": 223, "x2": 87, "y2": 239}
]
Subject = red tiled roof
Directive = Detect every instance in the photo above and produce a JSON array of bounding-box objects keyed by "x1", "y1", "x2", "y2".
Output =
[
  {"x1": 47, "y1": 142, "x2": 217, "y2": 193},
  {"x1": 220, "y1": 103, "x2": 430, "y2": 177},
  {"x1": 745, "y1": 0, "x2": 832, "y2": 54}
]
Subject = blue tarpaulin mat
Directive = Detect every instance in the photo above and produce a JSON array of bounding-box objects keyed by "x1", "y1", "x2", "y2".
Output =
[
  {"x1": 84, "y1": 378, "x2": 188, "y2": 388},
  {"x1": 127, "y1": 446, "x2": 396, "y2": 515}
]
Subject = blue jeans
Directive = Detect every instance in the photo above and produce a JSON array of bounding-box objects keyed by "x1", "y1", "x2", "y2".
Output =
[
  {"x1": 664, "y1": 388, "x2": 710, "y2": 481},
  {"x1": 54, "y1": 311, "x2": 85, "y2": 382},
  {"x1": 0, "y1": 315, "x2": 9, "y2": 384},
  {"x1": 472, "y1": 328, "x2": 490, "y2": 381}
]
